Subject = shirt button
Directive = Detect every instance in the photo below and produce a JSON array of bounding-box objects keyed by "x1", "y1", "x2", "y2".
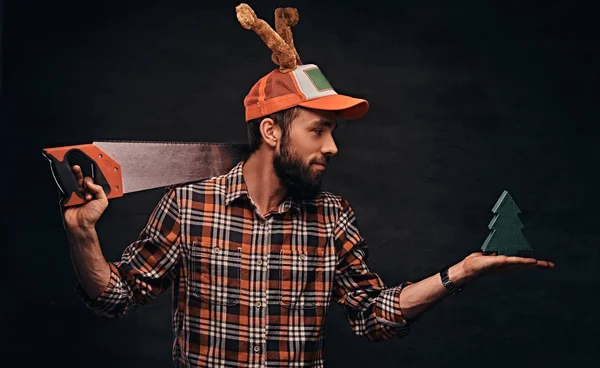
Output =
[
  {"x1": 253, "y1": 345, "x2": 260, "y2": 353},
  {"x1": 257, "y1": 259, "x2": 263, "y2": 266},
  {"x1": 213, "y1": 247, "x2": 221, "y2": 254},
  {"x1": 255, "y1": 301, "x2": 262, "y2": 308},
  {"x1": 299, "y1": 253, "x2": 306, "y2": 260}
]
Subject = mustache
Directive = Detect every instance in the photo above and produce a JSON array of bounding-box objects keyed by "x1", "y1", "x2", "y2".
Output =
[{"x1": 310, "y1": 157, "x2": 329, "y2": 166}]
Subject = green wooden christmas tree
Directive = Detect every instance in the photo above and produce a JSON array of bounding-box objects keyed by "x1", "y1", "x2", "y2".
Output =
[{"x1": 481, "y1": 190, "x2": 533, "y2": 256}]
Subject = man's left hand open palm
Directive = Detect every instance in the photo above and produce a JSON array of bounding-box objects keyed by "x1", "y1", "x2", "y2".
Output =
[{"x1": 462, "y1": 251, "x2": 555, "y2": 280}]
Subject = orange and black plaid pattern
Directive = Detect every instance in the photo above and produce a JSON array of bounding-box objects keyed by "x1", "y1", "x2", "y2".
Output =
[{"x1": 77, "y1": 162, "x2": 411, "y2": 367}]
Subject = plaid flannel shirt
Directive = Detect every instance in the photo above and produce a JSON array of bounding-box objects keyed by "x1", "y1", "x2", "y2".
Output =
[{"x1": 77, "y1": 161, "x2": 411, "y2": 367}]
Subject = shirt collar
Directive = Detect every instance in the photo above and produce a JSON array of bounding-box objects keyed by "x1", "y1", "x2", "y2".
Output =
[
  {"x1": 224, "y1": 161, "x2": 249, "y2": 206},
  {"x1": 224, "y1": 161, "x2": 301, "y2": 215}
]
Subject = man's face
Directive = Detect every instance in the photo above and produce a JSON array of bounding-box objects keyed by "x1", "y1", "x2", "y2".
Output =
[{"x1": 273, "y1": 108, "x2": 339, "y2": 199}]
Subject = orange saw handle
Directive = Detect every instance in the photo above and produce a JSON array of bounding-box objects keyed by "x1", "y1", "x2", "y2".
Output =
[{"x1": 42, "y1": 144, "x2": 124, "y2": 207}]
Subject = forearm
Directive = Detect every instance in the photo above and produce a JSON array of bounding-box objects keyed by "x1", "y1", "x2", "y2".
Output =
[
  {"x1": 399, "y1": 261, "x2": 472, "y2": 321},
  {"x1": 66, "y1": 225, "x2": 111, "y2": 299}
]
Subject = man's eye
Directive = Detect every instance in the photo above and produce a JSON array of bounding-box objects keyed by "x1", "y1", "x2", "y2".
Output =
[{"x1": 314, "y1": 129, "x2": 323, "y2": 135}]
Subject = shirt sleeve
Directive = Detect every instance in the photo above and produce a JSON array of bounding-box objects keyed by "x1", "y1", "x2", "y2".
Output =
[
  {"x1": 332, "y1": 198, "x2": 413, "y2": 341},
  {"x1": 76, "y1": 186, "x2": 182, "y2": 319}
]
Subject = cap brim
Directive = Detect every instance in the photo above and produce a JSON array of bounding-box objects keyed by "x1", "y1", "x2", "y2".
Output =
[{"x1": 298, "y1": 94, "x2": 369, "y2": 119}]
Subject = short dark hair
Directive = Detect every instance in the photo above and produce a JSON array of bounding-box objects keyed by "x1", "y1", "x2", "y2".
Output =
[{"x1": 246, "y1": 107, "x2": 300, "y2": 153}]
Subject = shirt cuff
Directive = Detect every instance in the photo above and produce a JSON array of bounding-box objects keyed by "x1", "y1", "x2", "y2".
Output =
[{"x1": 375, "y1": 281, "x2": 414, "y2": 328}]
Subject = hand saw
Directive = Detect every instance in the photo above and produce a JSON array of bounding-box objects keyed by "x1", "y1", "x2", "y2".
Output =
[{"x1": 42, "y1": 140, "x2": 249, "y2": 207}]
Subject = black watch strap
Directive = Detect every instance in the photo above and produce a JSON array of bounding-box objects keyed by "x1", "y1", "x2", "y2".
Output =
[{"x1": 440, "y1": 266, "x2": 463, "y2": 295}]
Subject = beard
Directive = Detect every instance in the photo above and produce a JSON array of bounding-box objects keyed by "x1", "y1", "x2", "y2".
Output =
[{"x1": 273, "y1": 139, "x2": 327, "y2": 200}]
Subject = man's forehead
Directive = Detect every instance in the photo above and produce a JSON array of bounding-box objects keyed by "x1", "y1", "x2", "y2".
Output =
[{"x1": 295, "y1": 108, "x2": 337, "y2": 126}]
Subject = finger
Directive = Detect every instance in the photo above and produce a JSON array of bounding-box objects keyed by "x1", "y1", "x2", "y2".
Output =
[
  {"x1": 83, "y1": 177, "x2": 108, "y2": 201},
  {"x1": 534, "y1": 260, "x2": 555, "y2": 268},
  {"x1": 509, "y1": 257, "x2": 555, "y2": 268},
  {"x1": 503, "y1": 256, "x2": 538, "y2": 265},
  {"x1": 82, "y1": 177, "x2": 93, "y2": 201},
  {"x1": 506, "y1": 259, "x2": 555, "y2": 270},
  {"x1": 71, "y1": 165, "x2": 84, "y2": 188}
]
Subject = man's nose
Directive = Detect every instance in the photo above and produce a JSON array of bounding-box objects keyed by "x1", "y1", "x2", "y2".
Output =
[{"x1": 321, "y1": 134, "x2": 338, "y2": 157}]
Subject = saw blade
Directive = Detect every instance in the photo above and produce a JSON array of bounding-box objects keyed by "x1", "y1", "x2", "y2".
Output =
[{"x1": 93, "y1": 140, "x2": 248, "y2": 193}]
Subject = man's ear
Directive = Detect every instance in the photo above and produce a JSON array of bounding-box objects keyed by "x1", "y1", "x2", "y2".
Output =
[{"x1": 260, "y1": 118, "x2": 281, "y2": 148}]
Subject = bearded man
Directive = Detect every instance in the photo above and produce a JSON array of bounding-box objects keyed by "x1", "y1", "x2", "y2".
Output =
[{"x1": 63, "y1": 64, "x2": 553, "y2": 367}]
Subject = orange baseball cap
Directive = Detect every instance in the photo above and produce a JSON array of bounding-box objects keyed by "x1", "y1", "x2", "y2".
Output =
[{"x1": 244, "y1": 64, "x2": 369, "y2": 122}]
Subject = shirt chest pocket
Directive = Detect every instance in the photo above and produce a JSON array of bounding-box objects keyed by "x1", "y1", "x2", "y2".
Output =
[
  {"x1": 279, "y1": 248, "x2": 335, "y2": 309},
  {"x1": 189, "y1": 241, "x2": 241, "y2": 306}
]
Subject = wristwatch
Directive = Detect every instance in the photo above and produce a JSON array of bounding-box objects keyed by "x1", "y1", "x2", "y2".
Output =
[{"x1": 440, "y1": 266, "x2": 463, "y2": 295}]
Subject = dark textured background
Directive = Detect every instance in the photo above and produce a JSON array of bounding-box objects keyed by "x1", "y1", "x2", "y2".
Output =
[{"x1": 1, "y1": 0, "x2": 599, "y2": 366}]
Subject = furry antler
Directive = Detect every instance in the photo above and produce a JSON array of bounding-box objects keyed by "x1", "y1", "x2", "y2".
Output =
[
  {"x1": 236, "y1": 3, "x2": 298, "y2": 73},
  {"x1": 272, "y1": 7, "x2": 302, "y2": 66}
]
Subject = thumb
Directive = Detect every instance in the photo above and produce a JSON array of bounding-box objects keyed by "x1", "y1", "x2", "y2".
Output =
[{"x1": 84, "y1": 178, "x2": 108, "y2": 201}]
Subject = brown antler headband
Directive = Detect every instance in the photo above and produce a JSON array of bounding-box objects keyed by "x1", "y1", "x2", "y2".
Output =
[
  {"x1": 273, "y1": 7, "x2": 302, "y2": 67},
  {"x1": 236, "y1": 3, "x2": 301, "y2": 73}
]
